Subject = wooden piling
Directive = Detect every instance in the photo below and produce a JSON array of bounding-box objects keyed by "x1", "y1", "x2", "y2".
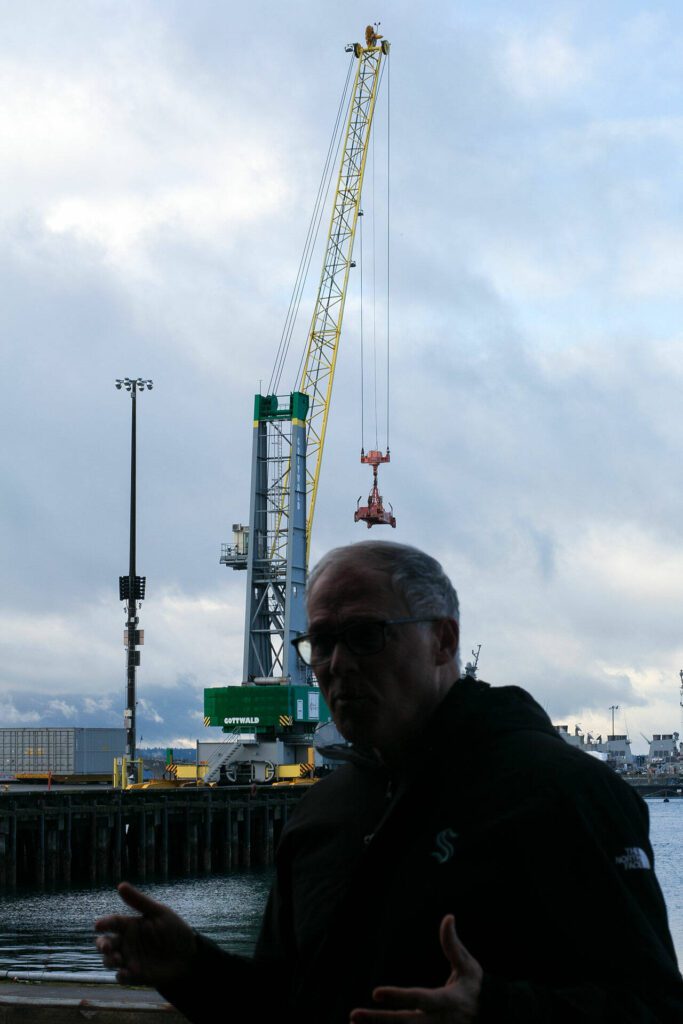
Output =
[
  {"x1": 88, "y1": 809, "x2": 97, "y2": 884},
  {"x1": 62, "y1": 804, "x2": 72, "y2": 884},
  {"x1": 183, "y1": 806, "x2": 191, "y2": 875},
  {"x1": 224, "y1": 806, "x2": 232, "y2": 871},
  {"x1": 46, "y1": 822, "x2": 57, "y2": 884},
  {"x1": 266, "y1": 804, "x2": 274, "y2": 865},
  {"x1": 9, "y1": 809, "x2": 17, "y2": 888},
  {"x1": 146, "y1": 816, "x2": 156, "y2": 877},
  {"x1": 244, "y1": 803, "x2": 252, "y2": 868},
  {"x1": 233, "y1": 807, "x2": 242, "y2": 869},
  {"x1": 189, "y1": 820, "x2": 198, "y2": 875},
  {"x1": 161, "y1": 802, "x2": 169, "y2": 880},
  {"x1": 97, "y1": 821, "x2": 110, "y2": 883},
  {"x1": 113, "y1": 801, "x2": 122, "y2": 880},
  {"x1": 37, "y1": 808, "x2": 45, "y2": 886},
  {"x1": 137, "y1": 808, "x2": 146, "y2": 882},
  {"x1": 203, "y1": 796, "x2": 212, "y2": 874}
]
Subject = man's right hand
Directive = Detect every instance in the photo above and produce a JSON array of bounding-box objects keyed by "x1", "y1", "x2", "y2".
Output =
[{"x1": 95, "y1": 881, "x2": 198, "y2": 987}]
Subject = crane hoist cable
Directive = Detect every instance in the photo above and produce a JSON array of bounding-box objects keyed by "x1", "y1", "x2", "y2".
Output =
[
  {"x1": 265, "y1": 50, "x2": 362, "y2": 568},
  {"x1": 359, "y1": 207, "x2": 365, "y2": 450},
  {"x1": 354, "y1": 51, "x2": 395, "y2": 530},
  {"x1": 268, "y1": 55, "x2": 356, "y2": 397},
  {"x1": 386, "y1": 52, "x2": 391, "y2": 451},
  {"x1": 365, "y1": 55, "x2": 390, "y2": 452},
  {"x1": 358, "y1": 55, "x2": 389, "y2": 457}
]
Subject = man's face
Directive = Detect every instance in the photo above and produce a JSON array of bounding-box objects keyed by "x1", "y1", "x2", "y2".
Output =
[{"x1": 306, "y1": 556, "x2": 448, "y2": 758}]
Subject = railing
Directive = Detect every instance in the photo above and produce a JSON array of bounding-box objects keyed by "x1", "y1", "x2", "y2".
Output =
[{"x1": 203, "y1": 729, "x2": 256, "y2": 783}]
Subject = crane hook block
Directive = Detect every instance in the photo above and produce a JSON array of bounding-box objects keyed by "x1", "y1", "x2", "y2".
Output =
[{"x1": 354, "y1": 449, "x2": 397, "y2": 529}]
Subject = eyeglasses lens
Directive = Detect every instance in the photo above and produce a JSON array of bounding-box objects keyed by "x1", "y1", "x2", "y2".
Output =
[
  {"x1": 344, "y1": 622, "x2": 385, "y2": 655},
  {"x1": 297, "y1": 622, "x2": 387, "y2": 665},
  {"x1": 297, "y1": 636, "x2": 335, "y2": 665}
]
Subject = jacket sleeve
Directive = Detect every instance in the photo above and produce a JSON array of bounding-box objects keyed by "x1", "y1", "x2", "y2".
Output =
[
  {"x1": 477, "y1": 768, "x2": 683, "y2": 1023},
  {"x1": 479, "y1": 970, "x2": 683, "y2": 1023},
  {"x1": 156, "y1": 933, "x2": 254, "y2": 1022},
  {"x1": 157, "y1": 928, "x2": 290, "y2": 1023},
  {"x1": 157, "y1": 855, "x2": 296, "y2": 1023}
]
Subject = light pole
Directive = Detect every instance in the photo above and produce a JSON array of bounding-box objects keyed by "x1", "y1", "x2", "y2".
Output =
[
  {"x1": 116, "y1": 377, "x2": 153, "y2": 765},
  {"x1": 609, "y1": 704, "x2": 619, "y2": 738}
]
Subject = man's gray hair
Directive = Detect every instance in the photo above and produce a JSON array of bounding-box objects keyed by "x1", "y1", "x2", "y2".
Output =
[{"x1": 308, "y1": 541, "x2": 460, "y2": 671}]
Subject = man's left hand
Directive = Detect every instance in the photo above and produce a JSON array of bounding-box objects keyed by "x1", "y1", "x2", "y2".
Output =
[{"x1": 349, "y1": 914, "x2": 482, "y2": 1022}]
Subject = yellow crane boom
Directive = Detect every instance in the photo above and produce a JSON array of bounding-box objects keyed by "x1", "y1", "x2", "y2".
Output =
[{"x1": 300, "y1": 32, "x2": 390, "y2": 559}]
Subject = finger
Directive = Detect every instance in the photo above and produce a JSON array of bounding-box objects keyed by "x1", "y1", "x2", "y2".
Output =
[
  {"x1": 94, "y1": 913, "x2": 135, "y2": 934},
  {"x1": 94, "y1": 938, "x2": 123, "y2": 970},
  {"x1": 372, "y1": 985, "x2": 447, "y2": 1011},
  {"x1": 100, "y1": 951, "x2": 124, "y2": 970},
  {"x1": 94, "y1": 936, "x2": 119, "y2": 956},
  {"x1": 350, "y1": 1011, "x2": 422, "y2": 1022},
  {"x1": 116, "y1": 881, "x2": 165, "y2": 917},
  {"x1": 440, "y1": 914, "x2": 474, "y2": 976},
  {"x1": 116, "y1": 967, "x2": 136, "y2": 985}
]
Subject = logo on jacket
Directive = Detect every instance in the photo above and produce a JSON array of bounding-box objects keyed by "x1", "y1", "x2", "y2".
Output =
[
  {"x1": 431, "y1": 828, "x2": 458, "y2": 864},
  {"x1": 615, "y1": 847, "x2": 651, "y2": 871}
]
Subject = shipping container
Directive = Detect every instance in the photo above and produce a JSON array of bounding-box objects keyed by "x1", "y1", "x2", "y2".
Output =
[{"x1": 0, "y1": 728, "x2": 126, "y2": 777}]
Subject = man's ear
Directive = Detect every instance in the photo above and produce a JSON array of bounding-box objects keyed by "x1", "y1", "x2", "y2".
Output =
[{"x1": 434, "y1": 618, "x2": 459, "y2": 665}]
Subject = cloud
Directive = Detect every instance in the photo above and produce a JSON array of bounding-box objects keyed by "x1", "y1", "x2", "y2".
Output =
[
  {"x1": 137, "y1": 698, "x2": 164, "y2": 725},
  {"x1": 0, "y1": 701, "x2": 41, "y2": 725},
  {"x1": 47, "y1": 699, "x2": 78, "y2": 719},
  {"x1": 164, "y1": 737, "x2": 196, "y2": 750},
  {"x1": 83, "y1": 696, "x2": 113, "y2": 714},
  {"x1": 501, "y1": 29, "x2": 590, "y2": 101},
  {"x1": 616, "y1": 228, "x2": 683, "y2": 297}
]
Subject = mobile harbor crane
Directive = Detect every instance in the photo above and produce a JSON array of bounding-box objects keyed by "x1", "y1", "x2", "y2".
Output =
[{"x1": 203, "y1": 28, "x2": 392, "y2": 783}]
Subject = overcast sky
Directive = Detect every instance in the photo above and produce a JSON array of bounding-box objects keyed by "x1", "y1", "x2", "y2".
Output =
[{"x1": 1, "y1": 0, "x2": 683, "y2": 752}]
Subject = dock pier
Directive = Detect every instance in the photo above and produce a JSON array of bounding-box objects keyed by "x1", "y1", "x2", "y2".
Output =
[{"x1": 0, "y1": 787, "x2": 305, "y2": 888}]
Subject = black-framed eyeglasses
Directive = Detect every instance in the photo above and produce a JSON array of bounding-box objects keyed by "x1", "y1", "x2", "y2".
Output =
[{"x1": 291, "y1": 617, "x2": 440, "y2": 666}]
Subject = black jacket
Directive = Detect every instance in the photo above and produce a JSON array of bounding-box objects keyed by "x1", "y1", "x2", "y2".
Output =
[{"x1": 166, "y1": 678, "x2": 683, "y2": 1022}]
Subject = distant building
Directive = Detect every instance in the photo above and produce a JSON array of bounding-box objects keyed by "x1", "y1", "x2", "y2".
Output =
[
  {"x1": 555, "y1": 725, "x2": 584, "y2": 750},
  {"x1": 648, "y1": 733, "x2": 679, "y2": 761},
  {"x1": 603, "y1": 734, "x2": 634, "y2": 767},
  {"x1": 555, "y1": 725, "x2": 634, "y2": 766}
]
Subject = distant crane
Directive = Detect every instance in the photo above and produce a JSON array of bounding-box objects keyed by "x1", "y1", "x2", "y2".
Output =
[
  {"x1": 209, "y1": 30, "x2": 392, "y2": 767},
  {"x1": 464, "y1": 644, "x2": 482, "y2": 679}
]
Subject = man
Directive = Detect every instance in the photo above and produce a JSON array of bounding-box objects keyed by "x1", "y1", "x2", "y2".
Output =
[{"x1": 96, "y1": 541, "x2": 683, "y2": 1022}]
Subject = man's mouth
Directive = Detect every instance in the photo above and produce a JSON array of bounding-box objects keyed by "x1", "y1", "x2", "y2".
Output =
[{"x1": 333, "y1": 693, "x2": 369, "y2": 707}]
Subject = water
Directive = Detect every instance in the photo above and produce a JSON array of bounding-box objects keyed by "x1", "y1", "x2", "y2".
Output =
[
  {"x1": 0, "y1": 870, "x2": 273, "y2": 975},
  {"x1": 0, "y1": 798, "x2": 679, "y2": 975},
  {"x1": 648, "y1": 798, "x2": 683, "y2": 965}
]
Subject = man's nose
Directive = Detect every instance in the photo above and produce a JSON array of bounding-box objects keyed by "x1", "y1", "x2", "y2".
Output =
[{"x1": 328, "y1": 635, "x2": 355, "y2": 674}]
